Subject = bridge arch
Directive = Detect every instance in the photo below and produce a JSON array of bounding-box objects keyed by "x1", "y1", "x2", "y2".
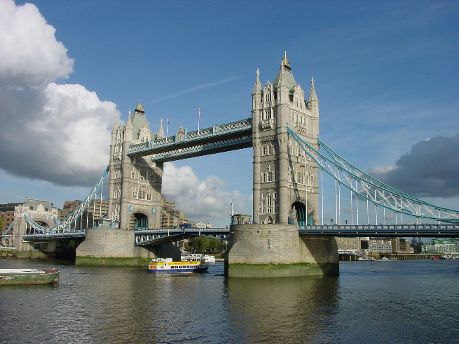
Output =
[
  {"x1": 291, "y1": 201, "x2": 314, "y2": 227},
  {"x1": 130, "y1": 212, "x2": 149, "y2": 231}
]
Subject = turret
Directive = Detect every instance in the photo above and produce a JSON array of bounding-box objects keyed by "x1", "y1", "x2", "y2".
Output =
[
  {"x1": 125, "y1": 109, "x2": 133, "y2": 142},
  {"x1": 157, "y1": 118, "x2": 165, "y2": 139},
  {"x1": 307, "y1": 77, "x2": 320, "y2": 140},
  {"x1": 307, "y1": 77, "x2": 319, "y2": 117},
  {"x1": 251, "y1": 68, "x2": 262, "y2": 111}
]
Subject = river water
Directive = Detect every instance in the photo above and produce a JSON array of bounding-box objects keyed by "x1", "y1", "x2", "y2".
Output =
[{"x1": 0, "y1": 259, "x2": 458, "y2": 344}]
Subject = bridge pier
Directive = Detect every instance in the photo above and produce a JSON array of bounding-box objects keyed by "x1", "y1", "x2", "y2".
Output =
[
  {"x1": 225, "y1": 224, "x2": 339, "y2": 278},
  {"x1": 11, "y1": 216, "x2": 49, "y2": 258},
  {"x1": 76, "y1": 228, "x2": 180, "y2": 267}
]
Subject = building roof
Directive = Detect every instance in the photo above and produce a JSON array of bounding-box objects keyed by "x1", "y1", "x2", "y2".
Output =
[
  {"x1": 273, "y1": 52, "x2": 298, "y2": 90},
  {"x1": 128, "y1": 102, "x2": 153, "y2": 140}
]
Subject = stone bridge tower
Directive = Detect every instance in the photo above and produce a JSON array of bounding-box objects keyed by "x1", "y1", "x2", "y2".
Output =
[
  {"x1": 227, "y1": 54, "x2": 337, "y2": 278},
  {"x1": 252, "y1": 53, "x2": 319, "y2": 226},
  {"x1": 108, "y1": 103, "x2": 164, "y2": 230}
]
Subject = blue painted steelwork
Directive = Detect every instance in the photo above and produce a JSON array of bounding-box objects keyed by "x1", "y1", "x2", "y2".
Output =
[
  {"x1": 146, "y1": 136, "x2": 252, "y2": 163},
  {"x1": 24, "y1": 167, "x2": 109, "y2": 235},
  {"x1": 127, "y1": 118, "x2": 252, "y2": 161},
  {"x1": 23, "y1": 232, "x2": 86, "y2": 241},
  {"x1": 134, "y1": 228, "x2": 230, "y2": 246},
  {"x1": 287, "y1": 127, "x2": 459, "y2": 223},
  {"x1": 3, "y1": 221, "x2": 15, "y2": 235},
  {"x1": 300, "y1": 223, "x2": 459, "y2": 237}
]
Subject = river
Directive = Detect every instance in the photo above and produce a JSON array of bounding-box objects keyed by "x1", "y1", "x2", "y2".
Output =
[{"x1": 0, "y1": 259, "x2": 458, "y2": 343}]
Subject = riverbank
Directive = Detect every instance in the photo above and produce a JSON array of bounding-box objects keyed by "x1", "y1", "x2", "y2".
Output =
[{"x1": 0, "y1": 247, "x2": 16, "y2": 258}]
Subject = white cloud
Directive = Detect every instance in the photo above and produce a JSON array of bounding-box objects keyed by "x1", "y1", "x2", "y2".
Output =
[
  {"x1": 0, "y1": 0, "x2": 119, "y2": 186},
  {"x1": 369, "y1": 165, "x2": 395, "y2": 175},
  {"x1": 162, "y1": 163, "x2": 251, "y2": 226},
  {"x1": 0, "y1": 0, "x2": 73, "y2": 85}
]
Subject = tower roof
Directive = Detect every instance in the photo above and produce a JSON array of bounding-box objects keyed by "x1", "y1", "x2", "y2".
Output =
[
  {"x1": 273, "y1": 52, "x2": 297, "y2": 89},
  {"x1": 130, "y1": 103, "x2": 152, "y2": 139}
]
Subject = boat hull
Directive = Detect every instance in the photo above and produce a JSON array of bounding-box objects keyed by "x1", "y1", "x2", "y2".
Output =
[
  {"x1": 0, "y1": 269, "x2": 59, "y2": 286},
  {"x1": 148, "y1": 267, "x2": 208, "y2": 273}
]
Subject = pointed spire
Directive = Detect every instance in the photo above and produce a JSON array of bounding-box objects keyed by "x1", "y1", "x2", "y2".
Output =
[
  {"x1": 275, "y1": 51, "x2": 296, "y2": 89},
  {"x1": 157, "y1": 117, "x2": 165, "y2": 139},
  {"x1": 282, "y1": 51, "x2": 291, "y2": 70},
  {"x1": 252, "y1": 68, "x2": 262, "y2": 94},
  {"x1": 308, "y1": 77, "x2": 318, "y2": 102},
  {"x1": 126, "y1": 108, "x2": 133, "y2": 127}
]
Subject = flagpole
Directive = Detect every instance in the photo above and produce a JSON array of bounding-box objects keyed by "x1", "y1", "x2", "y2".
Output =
[{"x1": 198, "y1": 107, "x2": 201, "y2": 134}]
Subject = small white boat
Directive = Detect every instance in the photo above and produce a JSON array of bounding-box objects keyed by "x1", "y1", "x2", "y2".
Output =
[{"x1": 181, "y1": 253, "x2": 216, "y2": 263}]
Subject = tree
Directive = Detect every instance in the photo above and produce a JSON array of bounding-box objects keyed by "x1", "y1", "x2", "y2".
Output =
[{"x1": 187, "y1": 237, "x2": 225, "y2": 253}]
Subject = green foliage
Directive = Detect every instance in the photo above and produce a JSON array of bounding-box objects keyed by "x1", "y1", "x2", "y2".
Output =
[
  {"x1": 0, "y1": 216, "x2": 3, "y2": 231},
  {"x1": 186, "y1": 237, "x2": 226, "y2": 253}
]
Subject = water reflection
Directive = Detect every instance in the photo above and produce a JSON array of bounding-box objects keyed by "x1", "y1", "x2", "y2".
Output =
[
  {"x1": 226, "y1": 276, "x2": 339, "y2": 343},
  {"x1": 2, "y1": 260, "x2": 457, "y2": 343}
]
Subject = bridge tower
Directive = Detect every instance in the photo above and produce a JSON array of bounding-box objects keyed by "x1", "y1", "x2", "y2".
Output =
[
  {"x1": 226, "y1": 54, "x2": 337, "y2": 278},
  {"x1": 252, "y1": 53, "x2": 319, "y2": 226},
  {"x1": 108, "y1": 103, "x2": 163, "y2": 230}
]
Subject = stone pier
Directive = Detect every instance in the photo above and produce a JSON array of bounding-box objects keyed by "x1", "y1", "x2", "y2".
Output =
[
  {"x1": 225, "y1": 224, "x2": 339, "y2": 278},
  {"x1": 76, "y1": 229, "x2": 180, "y2": 267}
]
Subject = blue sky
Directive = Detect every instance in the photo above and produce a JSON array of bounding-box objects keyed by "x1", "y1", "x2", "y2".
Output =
[{"x1": 0, "y1": 0, "x2": 458, "y2": 225}]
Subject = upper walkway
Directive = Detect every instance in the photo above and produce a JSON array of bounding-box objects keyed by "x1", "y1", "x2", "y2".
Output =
[{"x1": 128, "y1": 118, "x2": 252, "y2": 162}]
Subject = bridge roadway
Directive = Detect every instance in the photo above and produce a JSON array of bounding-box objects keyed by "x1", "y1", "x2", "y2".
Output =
[{"x1": 18, "y1": 223, "x2": 459, "y2": 244}]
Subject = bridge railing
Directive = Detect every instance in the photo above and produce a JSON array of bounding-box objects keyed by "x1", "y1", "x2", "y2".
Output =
[{"x1": 128, "y1": 118, "x2": 252, "y2": 155}]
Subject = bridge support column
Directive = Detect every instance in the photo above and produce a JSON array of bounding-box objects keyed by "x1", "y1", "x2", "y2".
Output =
[
  {"x1": 76, "y1": 228, "x2": 180, "y2": 266},
  {"x1": 225, "y1": 224, "x2": 338, "y2": 278}
]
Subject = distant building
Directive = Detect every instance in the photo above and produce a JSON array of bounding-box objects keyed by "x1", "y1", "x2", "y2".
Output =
[
  {"x1": 394, "y1": 238, "x2": 412, "y2": 253},
  {"x1": 368, "y1": 238, "x2": 393, "y2": 254},
  {"x1": 422, "y1": 239, "x2": 459, "y2": 255},
  {"x1": 59, "y1": 200, "x2": 82, "y2": 220},
  {"x1": 57, "y1": 199, "x2": 109, "y2": 229},
  {"x1": 160, "y1": 196, "x2": 189, "y2": 229},
  {"x1": 0, "y1": 202, "x2": 21, "y2": 231},
  {"x1": 195, "y1": 222, "x2": 213, "y2": 229},
  {"x1": 336, "y1": 237, "x2": 362, "y2": 251}
]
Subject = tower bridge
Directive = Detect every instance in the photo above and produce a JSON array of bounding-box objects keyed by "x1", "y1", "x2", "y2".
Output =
[{"x1": 4, "y1": 53, "x2": 459, "y2": 277}]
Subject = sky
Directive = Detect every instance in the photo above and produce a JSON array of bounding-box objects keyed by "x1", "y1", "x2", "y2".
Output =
[{"x1": 0, "y1": 0, "x2": 458, "y2": 226}]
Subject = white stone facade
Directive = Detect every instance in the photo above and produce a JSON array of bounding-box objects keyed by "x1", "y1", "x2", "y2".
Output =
[
  {"x1": 108, "y1": 103, "x2": 163, "y2": 230},
  {"x1": 252, "y1": 53, "x2": 319, "y2": 225}
]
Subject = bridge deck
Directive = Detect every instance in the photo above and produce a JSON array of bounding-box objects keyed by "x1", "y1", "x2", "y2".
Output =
[
  {"x1": 128, "y1": 118, "x2": 252, "y2": 162},
  {"x1": 15, "y1": 223, "x2": 459, "y2": 243}
]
